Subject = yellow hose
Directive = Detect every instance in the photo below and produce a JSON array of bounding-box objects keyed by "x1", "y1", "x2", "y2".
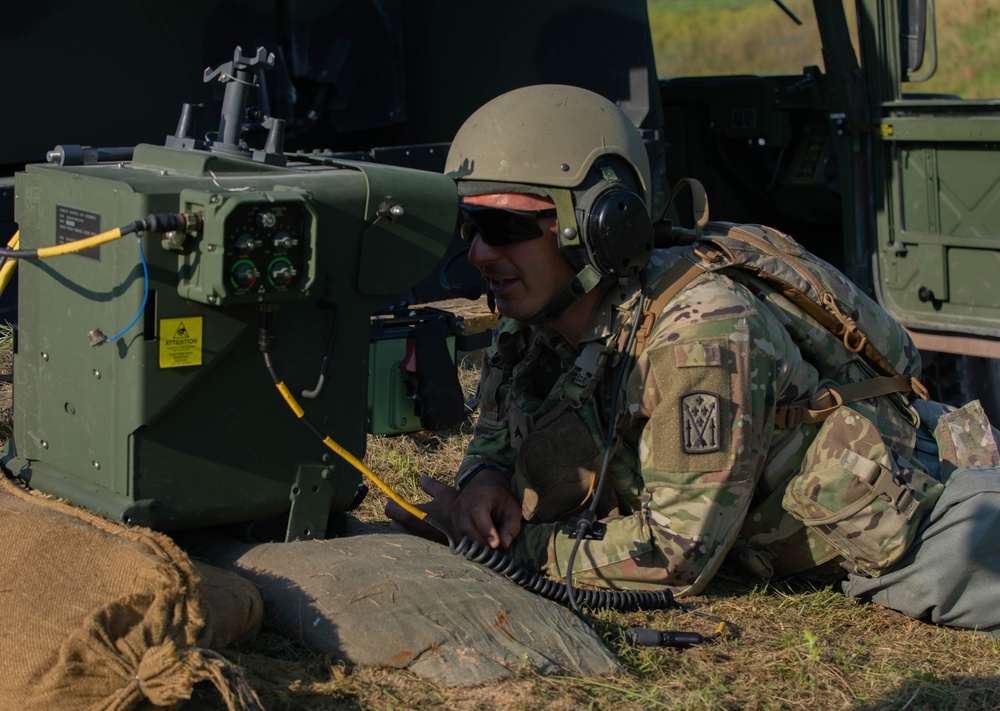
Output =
[
  {"x1": 273, "y1": 378, "x2": 428, "y2": 521},
  {"x1": 0, "y1": 232, "x2": 21, "y2": 297},
  {"x1": 35, "y1": 226, "x2": 128, "y2": 258},
  {"x1": 319, "y1": 435, "x2": 428, "y2": 520}
]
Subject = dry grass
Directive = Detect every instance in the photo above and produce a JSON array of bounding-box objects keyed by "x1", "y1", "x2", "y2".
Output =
[
  {"x1": 2, "y1": 332, "x2": 998, "y2": 709},
  {"x1": 11, "y1": 5, "x2": 1000, "y2": 706},
  {"x1": 354, "y1": 354, "x2": 482, "y2": 524},
  {"x1": 215, "y1": 576, "x2": 1000, "y2": 710}
]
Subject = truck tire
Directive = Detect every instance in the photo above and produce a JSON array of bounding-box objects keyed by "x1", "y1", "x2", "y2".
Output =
[
  {"x1": 921, "y1": 351, "x2": 1000, "y2": 427},
  {"x1": 960, "y1": 355, "x2": 1000, "y2": 427}
]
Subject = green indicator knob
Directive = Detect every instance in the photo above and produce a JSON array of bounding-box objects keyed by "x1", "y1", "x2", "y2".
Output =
[
  {"x1": 230, "y1": 259, "x2": 260, "y2": 290},
  {"x1": 267, "y1": 257, "x2": 298, "y2": 287}
]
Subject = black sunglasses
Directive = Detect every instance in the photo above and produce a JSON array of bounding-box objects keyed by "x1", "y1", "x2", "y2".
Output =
[{"x1": 458, "y1": 204, "x2": 558, "y2": 246}]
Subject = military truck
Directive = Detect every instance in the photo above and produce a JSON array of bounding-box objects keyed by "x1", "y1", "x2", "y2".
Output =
[
  {"x1": 0, "y1": 0, "x2": 996, "y2": 534},
  {"x1": 652, "y1": 0, "x2": 1000, "y2": 420}
]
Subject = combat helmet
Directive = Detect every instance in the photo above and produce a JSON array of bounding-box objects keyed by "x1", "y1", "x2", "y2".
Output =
[{"x1": 445, "y1": 84, "x2": 654, "y2": 322}]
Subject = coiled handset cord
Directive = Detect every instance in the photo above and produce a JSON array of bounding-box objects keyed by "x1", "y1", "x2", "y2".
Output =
[{"x1": 259, "y1": 304, "x2": 736, "y2": 647}]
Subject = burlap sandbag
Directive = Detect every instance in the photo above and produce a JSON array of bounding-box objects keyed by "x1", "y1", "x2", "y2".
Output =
[{"x1": 0, "y1": 475, "x2": 264, "y2": 711}]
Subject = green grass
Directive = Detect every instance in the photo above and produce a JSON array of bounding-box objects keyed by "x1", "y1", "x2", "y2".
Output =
[{"x1": 648, "y1": 0, "x2": 1000, "y2": 99}]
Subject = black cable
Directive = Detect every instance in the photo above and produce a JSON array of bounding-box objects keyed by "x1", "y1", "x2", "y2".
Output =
[
  {"x1": 422, "y1": 517, "x2": 678, "y2": 612},
  {"x1": 439, "y1": 247, "x2": 483, "y2": 300},
  {"x1": 426, "y1": 520, "x2": 735, "y2": 647}
]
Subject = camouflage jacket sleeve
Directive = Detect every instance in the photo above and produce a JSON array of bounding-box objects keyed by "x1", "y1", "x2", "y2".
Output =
[{"x1": 512, "y1": 273, "x2": 801, "y2": 596}]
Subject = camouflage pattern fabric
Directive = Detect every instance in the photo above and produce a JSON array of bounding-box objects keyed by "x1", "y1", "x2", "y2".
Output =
[
  {"x1": 458, "y1": 238, "x2": 975, "y2": 597},
  {"x1": 932, "y1": 400, "x2": 1000, "y2": 479},
  {"x1": 781, "y1": 406, "x2": 944, "y2": 577},
  {"x1": 839, "y1": 465, "x2": 1000, "y2": 636}
]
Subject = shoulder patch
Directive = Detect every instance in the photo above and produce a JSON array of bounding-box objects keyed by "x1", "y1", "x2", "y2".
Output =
[
  {"x1": 680, "y1": 391, "x2": 721, "y2": 454},
  {"x1": 645, "y1": 336, "x2": 737, "y2": 474}
]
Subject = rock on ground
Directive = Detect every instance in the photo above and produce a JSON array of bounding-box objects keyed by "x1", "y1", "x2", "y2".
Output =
[{"x1": 183, "y1": 528, "x2": 619, "y2": 686}]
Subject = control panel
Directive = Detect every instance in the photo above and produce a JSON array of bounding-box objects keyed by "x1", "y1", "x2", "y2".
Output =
[
  {"x1": 224, "y1": 201, "x2": 307, "y2": 296},
  {"x1": 176, "y1": 188, "x2": 317, "y2": 306}
]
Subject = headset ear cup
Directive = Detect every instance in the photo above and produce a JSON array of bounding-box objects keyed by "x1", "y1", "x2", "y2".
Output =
[{"x1": 585, "y1": 189, "x2": 654, "y2": 278}]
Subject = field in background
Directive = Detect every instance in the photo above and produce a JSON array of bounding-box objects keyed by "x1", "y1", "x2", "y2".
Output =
[{"x1": 648, "y1": 0, "x2": 1000, "y2": 99}]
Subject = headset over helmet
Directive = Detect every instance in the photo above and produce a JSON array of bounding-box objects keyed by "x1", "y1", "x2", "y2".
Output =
[{"x1": 445, "y1": 84, "x2": 654, "y2": 322}]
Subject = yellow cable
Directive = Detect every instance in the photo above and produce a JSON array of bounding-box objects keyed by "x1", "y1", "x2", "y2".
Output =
[
  {"x1": 0, "y1": 232, "x2": 20, "y2": 297},
  {"x1": 0, "y1": 260, "x2": 17, "y2": 297},
  {"x1": 319, "y1": 435, "x2": 428, "y2": 521},
  {"x1": 276, "y1": 382, "x2": 305, "y2": 418},
  {"x1": 273, "y1": 379, "x2": 428, "y2": 521},
  {"x1": 20, "y1": 216, "x2": 431, "y2": 524},
  {"x1": 36, "y1": 226, "x2": 127, "y2": 258}
]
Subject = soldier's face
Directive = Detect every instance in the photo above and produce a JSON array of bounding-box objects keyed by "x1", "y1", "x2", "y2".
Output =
[{"x1": 464, "y1": 192, "x2": 576, "y2": 321}]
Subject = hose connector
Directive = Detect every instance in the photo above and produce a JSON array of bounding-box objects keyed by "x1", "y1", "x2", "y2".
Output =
[{"x1": 142, "y1": 212, "x2": 203, "y2": 235}]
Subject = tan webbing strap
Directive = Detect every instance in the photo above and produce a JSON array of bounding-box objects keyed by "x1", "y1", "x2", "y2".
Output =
[
  {"x1": 630, "y1": 251, "x2": 711, "y2": 355},
  {"x1": 656, "y1": 178, "x2": 710, "y2": 236},
  {"x1": 774, "y1": 374, "x2": 917, "y2": 429}
]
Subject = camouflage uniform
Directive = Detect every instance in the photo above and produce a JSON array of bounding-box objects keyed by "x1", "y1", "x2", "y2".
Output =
[{"x1": 458, "y1": 246, "x2": 1000, "y2": 618}]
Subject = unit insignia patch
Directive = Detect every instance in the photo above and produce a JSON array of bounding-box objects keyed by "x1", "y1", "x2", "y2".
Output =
[{"x1": 680, "y1": 391, "x2": 721, "y2": 454}]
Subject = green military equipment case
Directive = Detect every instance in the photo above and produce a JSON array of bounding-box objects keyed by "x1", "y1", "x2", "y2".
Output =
[{"x1": 6, "y1": 141, "x2": 456, "y2": 535}]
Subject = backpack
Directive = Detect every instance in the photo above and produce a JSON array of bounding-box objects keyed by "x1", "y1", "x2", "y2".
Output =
[
  {"x1": 637, "y1": 179, "x2": 928, "y2": 432},
  {"x1": 633, "y1": 180, "x2": 939, "y2": 577}
]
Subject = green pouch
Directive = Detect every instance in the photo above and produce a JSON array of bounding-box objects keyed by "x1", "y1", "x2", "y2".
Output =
[{"x1": 782, "y1": 407, "x2": 943, "y2": 577}]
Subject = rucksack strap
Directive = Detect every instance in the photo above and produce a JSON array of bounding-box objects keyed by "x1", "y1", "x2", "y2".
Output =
[
  {"x1": 773, "y1": 374, "x2": 923, "y2": 429},
  {"x1": 629, "y1": 245, "x2": 723, "y2": 354}
]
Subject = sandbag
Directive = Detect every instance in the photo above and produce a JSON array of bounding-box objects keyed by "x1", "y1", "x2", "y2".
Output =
[
  {"x1": 0, "y1": 475, "x2": 264, "y2": 711},
  {"x1": 186, "y1": 528, "x2": 620, "y2": 687}
]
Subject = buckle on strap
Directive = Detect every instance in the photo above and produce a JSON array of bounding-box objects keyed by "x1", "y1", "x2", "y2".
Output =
[
  {"x1": 910, "y1": 376, "x2": 930, "y2": 402},
  {"x1": 845, "y1": 451, "x2": 920, "y2": 520},
  {"x1": 569, "y1": 342, "x2": 607, "y2": 390},
  {"x1": 774, "y1": 387, "x2": 844, "y2": 430},
  {"x1": 635, "y1": 310, "x2": 656, "y2": 346},
  {"x1": 693, "y1": 244, "x2": 727, "y2": 264}
]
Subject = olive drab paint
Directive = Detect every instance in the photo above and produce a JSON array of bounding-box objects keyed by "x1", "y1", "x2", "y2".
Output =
[{"x1": 9, "y1": 143, "x2": 456, "y2": 532}]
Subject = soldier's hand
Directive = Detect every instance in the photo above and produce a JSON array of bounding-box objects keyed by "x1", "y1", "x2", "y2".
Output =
[{"x1": 449, "y1": 468, "x2": 522, "y2": 550}]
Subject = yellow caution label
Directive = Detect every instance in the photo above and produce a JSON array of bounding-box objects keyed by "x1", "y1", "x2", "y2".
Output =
[{"x1": 159, "y1": 317, "x2": 203, "y2": 368}]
